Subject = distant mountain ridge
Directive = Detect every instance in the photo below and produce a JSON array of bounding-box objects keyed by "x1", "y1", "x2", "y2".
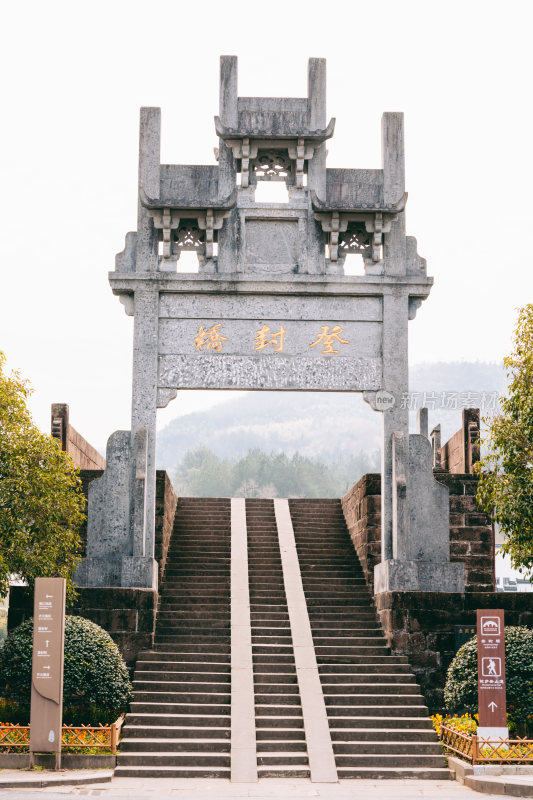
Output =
[{"x1": 156, "y1": 361, "x2": 506, "y2": 471}]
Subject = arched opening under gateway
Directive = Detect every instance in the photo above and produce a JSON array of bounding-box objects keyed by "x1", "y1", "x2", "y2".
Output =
[{"x1": 156, "y1": 389, "x2": 381, "y2": 498}]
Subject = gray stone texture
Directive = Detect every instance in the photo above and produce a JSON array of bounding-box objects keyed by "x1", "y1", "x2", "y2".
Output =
[
  {"x1": 342, "y1": 411, "x2": 495, "y2": 595},
  {"x1": 86, "y1": 56, "x2": 448, "y2": 591}
]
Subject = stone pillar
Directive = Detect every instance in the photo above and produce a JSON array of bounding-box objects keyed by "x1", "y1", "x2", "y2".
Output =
[
  {"x1": 307, "y1": 58, "x2": 326, "y2": 202},
  {"x1": 380, "y1": 292, "x2": 410, "y2": 561},
  {"x1": 216, "y1": 55, "x2": 238, "y2": 273},
  {"x1": 129, "y1": 106, "x2": 161, "y2": 576},
  {"x1": 130, "y1": 290, "x2": 158, "y2": 565}
]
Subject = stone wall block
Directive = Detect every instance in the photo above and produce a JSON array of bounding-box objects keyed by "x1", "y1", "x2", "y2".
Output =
[
  {"x1": 449, "y1": 495, "x2": 478, "y2": 512},
  {"x1": 466, "y1": 512, "x2": 490, "y2": 526}
]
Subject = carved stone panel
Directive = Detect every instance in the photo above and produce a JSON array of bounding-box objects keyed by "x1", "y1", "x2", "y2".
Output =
[
  {"x1": 245, "y1": 219, "x2": 299, "y2": 272},
  {"x1": 158, "y1": 354, "x2": 381, "y2": 392}
]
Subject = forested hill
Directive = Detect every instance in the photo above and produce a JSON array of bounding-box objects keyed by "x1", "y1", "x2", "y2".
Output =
[{"x1": 156, "y1": 361, "x2": 506, "y2": 474}]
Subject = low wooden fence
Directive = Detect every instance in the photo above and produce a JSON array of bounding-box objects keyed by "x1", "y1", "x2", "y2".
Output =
[
  {"x1": 440, "y1": 723, "x2": 533, "y2": 765},
  {"x1": 0, "y1": 717, "x2": 124, "y2": 754}
]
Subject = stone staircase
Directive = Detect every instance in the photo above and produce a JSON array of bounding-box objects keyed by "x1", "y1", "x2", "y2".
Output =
[
  {"x1": 116, "y1": 496, "x2": 447, "y2": 780},
  {"x1": 115, "y1": 498, "x2": 232, "y2": 778},
  {"x1": 289, "y1": 499, "x2": 447, "y2": 779},
  {"x1": 246, "y1": 499, "x2": 309, "y2": 778}
]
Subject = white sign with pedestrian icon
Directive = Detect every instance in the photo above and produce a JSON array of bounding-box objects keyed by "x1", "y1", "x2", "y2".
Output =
[{"x1": 482, "y1": 656, "x2": 501, "y2": 677}]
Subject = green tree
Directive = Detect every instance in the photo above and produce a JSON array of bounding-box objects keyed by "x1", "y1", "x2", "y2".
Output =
[
  {"x1": 475, "y1": 305, "x2": 533, "y2": 575},
  {"x1": 0, "y1": 351, "x2": 85, "y2": 599},
  {"x1": 173, "y1": 445, "x2": 380, "y2": 499}
]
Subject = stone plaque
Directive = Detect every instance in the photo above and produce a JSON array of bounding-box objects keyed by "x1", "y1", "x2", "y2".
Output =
[
  {"x1": 245, "y1": 219, "x2": 299, "y2": 271},
  {"x1": 29, "y1": 577, "x2": 66, "y2": 768},
  {"x1": 476, "y1": 609, "x2": 507, "y2": 739}
]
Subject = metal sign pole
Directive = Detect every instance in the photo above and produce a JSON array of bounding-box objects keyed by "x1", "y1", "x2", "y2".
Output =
[
  {"x1": 29, "y1": 578, "x2": 66, "y2": 770},
  {"x1": 476, "y1": 608, "x2": 508, "y2": 741}
]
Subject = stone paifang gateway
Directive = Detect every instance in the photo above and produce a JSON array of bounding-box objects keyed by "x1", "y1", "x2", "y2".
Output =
[{"x1": 75, "y1": 57, "x2": 463, "y2": 595}]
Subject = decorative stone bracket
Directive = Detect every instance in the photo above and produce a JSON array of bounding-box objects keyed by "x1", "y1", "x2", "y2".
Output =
[
  {"x1": 222, "y1": 136, "x2": 325, "y2": 189},
  {"x1": 314, "y1": 210, "x2": 396, "y2": 263},
  {"x1": 147, "y1": 207, "x2": 232, "y2": 267}
]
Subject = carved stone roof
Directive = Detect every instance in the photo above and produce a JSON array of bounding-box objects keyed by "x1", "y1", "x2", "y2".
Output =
[
  {"x1": 141, "y1": 165, "x2": 236, "y2": 210},
  {"x1": 311, "y1": 169, "x2": 407, "y2": 213},
  {"x1": 215, "y1": 100, "x2": 335, "y2": 140}
]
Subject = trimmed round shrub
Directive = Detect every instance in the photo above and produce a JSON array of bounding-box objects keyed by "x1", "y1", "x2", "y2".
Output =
[
  {"x1": 444, "y1": 626, "x2": 533, "y2": 726},
  {"x1": 0, "y1": 615, "x2": 132, "y2": 723}
]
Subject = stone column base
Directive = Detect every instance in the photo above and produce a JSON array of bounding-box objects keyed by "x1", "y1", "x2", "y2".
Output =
[
  {"x1": 74, "y1": 556, "x2": 158, "y2": 589},
  {"x1": 477, "y1": 726, "x2": 509, "y2": 741},
  {"x1": 374, "y1": 559, "x2": 465, "y2": 593}
]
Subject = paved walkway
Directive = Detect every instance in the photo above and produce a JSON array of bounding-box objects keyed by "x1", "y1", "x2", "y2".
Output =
[{"x1": 0, "y1": 775, "x2": 521, "y2": 800}]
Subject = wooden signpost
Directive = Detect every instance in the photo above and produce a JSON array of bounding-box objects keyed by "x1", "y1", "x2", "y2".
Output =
[
  {"x1": 29, "y1": 577, "x2": 66, "y2": 769},
  {"x1": 476, "y1": 608, "x2": 508, "y2": 740}
]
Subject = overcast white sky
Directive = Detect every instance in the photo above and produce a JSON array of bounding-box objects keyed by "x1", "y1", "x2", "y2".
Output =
[{"x1": 1, "y1": 0, "x2": 532, "y2": 447}]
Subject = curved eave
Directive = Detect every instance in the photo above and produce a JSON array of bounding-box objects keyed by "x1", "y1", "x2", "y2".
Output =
[
  {"x1": 214, "y1": 116, "x2": 336, "y2": 142},
  {"x1": 311, "y1": 190, "x2": 408, "y2": 214},
  {"x1": 140, "y1": 187, "x2": 238, "y2": 211}
]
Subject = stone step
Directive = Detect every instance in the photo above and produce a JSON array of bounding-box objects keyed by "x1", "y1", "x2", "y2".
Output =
[
  {"x1": 117, "y1": 752, "x2": 231, "y2": 767},
  {"x1": 133, "y1": 681, "x2": 231, "y2": 692},
  {"x1": 123, "y1": 725, "x2": 231, "y2": 740},
  {"x1": 256, "y1": 728, "x2": 306, "y2": 740},
  {"x1": 129, "y1": 703, "x2": 231, "y2": 715},
  {"x1": 125, "y1": 713, "x2": 231, "y2": 727},
  {"x1": 323, "y1": 694, "x2": 425, "y2": 707},
  {"x1": 153, "y1": 643, "x2": 231, "y2": 653},
  {"x1": 136, "y1": 656, "x2": 231, "y2": 668},
  {"x1": 327, "y1": 716, "x2": 433, "y2": 729},
  {"x1": 119, "y1": 738, "x2": 231, "y2": 753},
  {"x1": 255, "y1": 716, "x2": 304, "y2": 729},
  {"x1": 333, "y1": 741, "x2": 443, "y2": 755},
  {"x1": 330, "y1": 728, "x2": 437, "y2": 742},
  {"x1": 257, "y1": 753, "x2": 310, "y2": 766},
  {"x1": 131, "y1": 692, "x2": 231, "y2": 704},
  {"x1": 253, "y1": 684, "x2": 299, "y2": 694},
  {"x1": 114, "y1": 766, "x2": 231, "y2": 778},
  {"x1": 255, "y1": 693, "x2": 302, "y2": 705},
  {"x1": 322, "y1": 681, "x2": 419, "y2": 692},
  {"x1": 312, "y1": 637, "x2": 387, "y2": 647},
  {"x1": 254, "y1": 673, "x2": 298, "y2": 684},
  {"x1": 316, "y1": 655, "x2": 405, "y2": 665},
  {"x1": 335, "y1": 767, "x2": 450, "y2": 780},
  {"x1": 257, "y1": 767, "x2": 310, "y2": 778},
  {"x1": 319, "y1": 663, "x2": 411, "y2": 674},
  {"x1": 256, "y1": 741, "x2": 307, "y2": 752},
  {"x1": 255, "y1": 704, "x2": 303, "y2": 717},
  {"x1": 325, "y1": 704, "x2": 428, "y2": 717}
]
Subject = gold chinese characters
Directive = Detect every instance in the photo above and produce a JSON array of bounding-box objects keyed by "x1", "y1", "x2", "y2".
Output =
[
  {"x1": 193, "y1": 323, "x2": 350, "y2": 354},
  {"x1": 254, "y1": 324, "x2": 286, "y2": 353},
  {"x1": 309, "y1": 325, "x2": 350, "y2": 354},
  {"x1": 193, "y1": 323, "x2": 229, "y2": 352}
]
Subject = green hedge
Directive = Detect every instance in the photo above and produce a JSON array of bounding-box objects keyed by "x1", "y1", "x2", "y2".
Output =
[{"x1": 0, "y1": 616, "x2": 132, "y2": 724}]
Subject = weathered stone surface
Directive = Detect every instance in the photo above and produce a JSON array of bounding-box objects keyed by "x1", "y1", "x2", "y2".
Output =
[
  {"x1": 88, "y1": 56, "x2": 445, "y2": 590},
  {"x1": 342, "y1": 469, "x2": 494, "y2": 594}
]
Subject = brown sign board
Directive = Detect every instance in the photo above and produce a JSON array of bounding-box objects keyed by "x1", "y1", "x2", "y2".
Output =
[
  {"x1": 29, "y1": 578, "x2": 66, "y2": 768},
  {"x1": 477, "y1": 608, "x2": 507, "y2": 731}
]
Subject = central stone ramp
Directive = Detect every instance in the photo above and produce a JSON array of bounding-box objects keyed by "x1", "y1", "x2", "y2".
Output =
[{"x1": 289, "y1": 499, "x2": 448, "y2": 780}]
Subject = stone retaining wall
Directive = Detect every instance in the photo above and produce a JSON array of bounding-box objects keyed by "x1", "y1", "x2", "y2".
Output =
[{"x1": 341, "y1": 471, "x2": 494, "y2": 594}]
